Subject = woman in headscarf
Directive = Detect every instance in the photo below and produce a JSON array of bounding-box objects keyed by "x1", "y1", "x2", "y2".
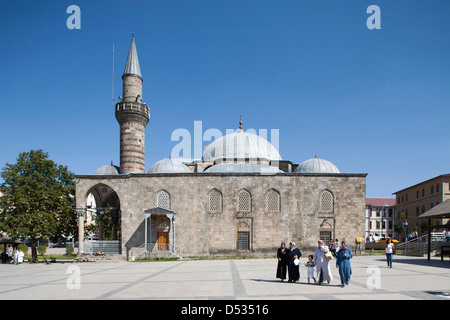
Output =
[
  {"x1": 276, "y1": 241, "x2": 290, "y2": 281},
  {"x1": 288, "y1": 241, "x2": 302, "y2": 283},
  {"x1": 336, "y1": 240, "x2": 353, "y2": 287},
  {"x1": 314, "y1": 240, "x2": 333, "y2": 284}
]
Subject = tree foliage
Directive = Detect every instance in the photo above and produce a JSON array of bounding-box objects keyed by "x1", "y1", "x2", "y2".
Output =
[{"x1": 0, "y1": 149, "x2": 75, "y2": 262}]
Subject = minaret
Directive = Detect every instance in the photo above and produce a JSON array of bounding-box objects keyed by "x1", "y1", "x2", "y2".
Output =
[{"x1": 115, "y1": 33, "x2": 150, "y2": 173}]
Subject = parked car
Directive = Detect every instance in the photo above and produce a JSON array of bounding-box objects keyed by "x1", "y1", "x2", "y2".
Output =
[{"x1": 376, "y1": 237, "x2": 399, "y2": 243}]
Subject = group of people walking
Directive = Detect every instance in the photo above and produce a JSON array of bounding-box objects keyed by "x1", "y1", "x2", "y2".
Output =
[
  {"x1": 0, "y1": 249, "x2": 24, "y2": 265},
  {"x1": 276, "y1": 240, "x2": 354, "y2": 288}
]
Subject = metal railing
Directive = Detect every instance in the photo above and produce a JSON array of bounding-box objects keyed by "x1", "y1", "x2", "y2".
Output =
[
  {"x1": 396, "y1": 232, "x2": 446, "y2": 256},
  {"x1": 139, "y1": 242, "x2": 176, "y2": 253},
  {"x1": 84, "y1": 240, "x2": 121, "y2": 254}
]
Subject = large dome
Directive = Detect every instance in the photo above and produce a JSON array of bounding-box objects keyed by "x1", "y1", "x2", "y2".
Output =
[
  {"x1": 294, "y1": 157, "x2": 340, "y2": 174},
  {"x1": 203, "y1": 131, "x2": 282, "y2": 162},
  {"x1": 149, "y1": 158, "x2": 191, "y2": 173},
  {"x1": 204, "y1": 163, "x2": 283, "y2": 174}
]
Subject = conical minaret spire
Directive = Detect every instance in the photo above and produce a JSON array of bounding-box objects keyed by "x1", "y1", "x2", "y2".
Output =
[
  {"x1": 115, "y1": 33, "x2": 150, "y2": 173},
  {"x1": 123, "y1": 32, "x2": 142, "y2": 78}
]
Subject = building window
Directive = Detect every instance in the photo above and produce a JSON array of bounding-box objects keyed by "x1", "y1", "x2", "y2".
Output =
[
  {"x1": 266, "y1": 189, "x2": 280, "y2": 212},
  {"x1": 237, "y1": 232, "x2": 250, "y2": 250},
  {"x1": 238, "y1": 189, "x2": 251, "y2": 212},
  {"x1": 209, "y1": 189, "x2": 222, "y2": 212},
  {"x1": 416, "y1": 190, "x2": 419, "y2": 199},
  {"x1": 320, "y1": 231, "x2": 332, "y2": 244},
  {"x1": 437, "y1": 183, "x2": 440, "y2": 193},
  {"x1": 431, "y1": 185, "x2": 434, "y2": 194},
  {"x1": 157, "y1": 190, "x2": 170, "y2": 209},
  {"x1": 320, "y1": 190, "x2": 334, "y2": 212},
  {"x1": 422, "y1": 189, "x2": 425, "y2": 197},
  {"x1": 422, "y1": 205, "x2": 426, "y2": 214},
  {"x1": 416, "y1": 206, "x2": 420, "y2": 216}
]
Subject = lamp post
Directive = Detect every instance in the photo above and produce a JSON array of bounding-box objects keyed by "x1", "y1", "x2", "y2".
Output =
[{"x1": 403, "y1": 220, "x2": 408, "y2": 253}]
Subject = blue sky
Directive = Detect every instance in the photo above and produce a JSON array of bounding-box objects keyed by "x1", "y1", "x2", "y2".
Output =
[{"x1": 0, "y1": 0, "x2": 449, "y2": 198}]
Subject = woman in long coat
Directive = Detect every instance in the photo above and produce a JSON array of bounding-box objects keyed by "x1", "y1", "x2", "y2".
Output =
[
  {"x1": 314, "y1": 240, "x2": 333, "y2": 284},
  {"x1": 336, "y1": 240, "x2": 353, "y2": 287},
  {"x1": 276, "y1": 241, "x2": 290, "y2": 281},
  {"x1": 288, "y1": 242, "x2": 302, "y2": 283}
]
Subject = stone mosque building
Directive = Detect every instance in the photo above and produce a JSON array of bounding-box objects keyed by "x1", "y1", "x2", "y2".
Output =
[{"x1": 75, "y1": 35, "x2": 367, "y2": 260}]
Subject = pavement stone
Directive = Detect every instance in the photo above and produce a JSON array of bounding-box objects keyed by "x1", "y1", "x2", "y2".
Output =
[{"x1": 1, "y1": 255, "x2": 449, "y2": 301}]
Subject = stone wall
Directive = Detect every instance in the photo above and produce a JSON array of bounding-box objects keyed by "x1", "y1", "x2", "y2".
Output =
[{"x1": 75, "y1": 173, "x2": 366, "y2": 260}]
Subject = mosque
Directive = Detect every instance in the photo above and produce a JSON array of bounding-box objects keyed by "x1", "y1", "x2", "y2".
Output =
[{"x1": 75, "y1": 35, "x2": 367, "y2": 259}]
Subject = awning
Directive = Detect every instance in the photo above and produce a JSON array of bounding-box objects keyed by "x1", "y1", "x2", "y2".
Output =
[{"x1": 419, "y1": 199, "x2": 450, "y2": 219}]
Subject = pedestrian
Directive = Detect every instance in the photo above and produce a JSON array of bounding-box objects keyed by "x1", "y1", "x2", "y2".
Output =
[
  {"x1": 314, "y1": 240, "x2": 333, "y2": 284},
  {"x1": 18, "y1": 249, "x2": 24, "y2": 264},
  {"x1": 336, "y1": 240, "x2": 353, "y2": 287},
  {"x1": 304, "y1": 255, "x2": 316, "y2": 284},
  {"x1": 444, "y1": 229, "x2": 449, "y2": 242},
  {"x1": 276, "y1": 241, "x2": 290, "y2": 282},
  {"x1": 386, "y1": 238, "x2": 395, "y2": 268},
  {"x1": 332, "y1": 239, "x2": 339, "y2": 257},
  {"x1": 13, "y1": 249, "x2": 19, "y2": 265},
  {"x1": 288, "y1": 241, "x2": 301, "y2": 283}
]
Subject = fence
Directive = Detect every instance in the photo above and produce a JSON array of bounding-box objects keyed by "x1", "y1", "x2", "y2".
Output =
[
  {"x1": 139, "y1": 242, "x2": 176, "y2": 253},
  {"x1": 396, "y1": 232, "x2": 445, "y2": 256},
  {"x1": 83, "y1": 240, "x2": 121, "y2": 254}
]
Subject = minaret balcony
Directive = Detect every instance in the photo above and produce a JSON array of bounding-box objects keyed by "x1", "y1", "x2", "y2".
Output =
[{"x1": 115, "y1": 101, "x2": 150, "y2": 126}]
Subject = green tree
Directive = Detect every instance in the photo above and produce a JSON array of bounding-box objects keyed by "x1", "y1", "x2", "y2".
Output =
[
  {"x1": 394, "y1": 222, "x2": 405, "y2": 241},
  {"x1": 0, "y1": 149, "x2": 75, "y2": 263}
]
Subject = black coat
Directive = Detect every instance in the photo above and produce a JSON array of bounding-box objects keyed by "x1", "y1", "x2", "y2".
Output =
[
  {"x1": 288, "y1": 247, "x2": 302, "y2": 282},
  {"x1": 276, "y1": 247, "x2": 290, "y2": 279}
]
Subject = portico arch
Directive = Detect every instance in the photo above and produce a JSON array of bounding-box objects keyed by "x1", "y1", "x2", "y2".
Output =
[{"x1": 78, "y1": 183, "x2": 121, "y2": 254}]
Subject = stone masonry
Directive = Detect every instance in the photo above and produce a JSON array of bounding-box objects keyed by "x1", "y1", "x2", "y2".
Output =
[{"x1": 75, "y1": 172, "x2": 366, "y2": 260}]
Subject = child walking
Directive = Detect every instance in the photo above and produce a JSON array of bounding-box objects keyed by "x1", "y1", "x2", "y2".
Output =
[{"x1": 304, "y1": 255, "x2": 316, "y2": 283}]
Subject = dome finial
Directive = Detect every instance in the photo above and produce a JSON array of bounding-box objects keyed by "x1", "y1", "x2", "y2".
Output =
[{"x1": 239, "y1": 115, "x2": 243, "y2": 132}]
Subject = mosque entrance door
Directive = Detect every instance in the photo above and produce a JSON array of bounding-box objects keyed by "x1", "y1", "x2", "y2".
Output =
[{"x1": 157, "y1": 232, "x2": 169, "y2": 251}]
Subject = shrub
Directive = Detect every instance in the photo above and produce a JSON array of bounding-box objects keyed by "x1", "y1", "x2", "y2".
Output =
[
  {"x1": 66, "y1": 245, "x2": 74, "y2": 255},
  {"x1": 37, "y1": 245, "x2": 47, "y2": 256}
]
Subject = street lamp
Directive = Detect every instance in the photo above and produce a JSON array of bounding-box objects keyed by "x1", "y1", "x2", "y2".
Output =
[{"x1": 403, "y1": 220, "x2": 408, "y2": 253}]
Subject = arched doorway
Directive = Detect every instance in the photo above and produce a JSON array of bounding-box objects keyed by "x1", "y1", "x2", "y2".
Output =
[{"x1": 83, "y1": 183, "x2": 121, "y2": 254}]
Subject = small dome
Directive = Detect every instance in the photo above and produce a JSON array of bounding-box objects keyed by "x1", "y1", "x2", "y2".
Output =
[
  {"x1": 203, "y1": 131, "x2": 282, "y2": 162},
  {"x1": 294, "y1": 157, "x2": 340, "y2": 174},
  {"x1": 149, "y1": 158, "x2": 191, "y2": 173},
  {"x1": 204, "y1": 163, "x2": 283, "y2": 174},
  {"x1": 94, "y1": 164, "x2": 120, "y2": 175}
]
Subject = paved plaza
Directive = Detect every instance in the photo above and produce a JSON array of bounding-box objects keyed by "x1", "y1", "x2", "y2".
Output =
[{"x1": 1, "y1": 255, "x2": 449, "y2": 300}]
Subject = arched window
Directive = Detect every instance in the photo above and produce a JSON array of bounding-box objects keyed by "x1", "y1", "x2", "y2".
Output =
[
  {"x1": 157, "y1": 190, "x2": 170, "y2": 209},
  {"x1": 209, "y1": 189, "x2": 222, "y2": 212},
  {"x1": 238, "y1": 189, "x2": 251, "y2": 212},
  {"x1": 266, "y1": 189, "x2": 280, "y2": 212},
  {"x1": 320, "y1": 190, "x2": 334, "y2": 213}
]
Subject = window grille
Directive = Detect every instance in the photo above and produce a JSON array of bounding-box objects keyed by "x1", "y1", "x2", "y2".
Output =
[
  {"x1": 266, "y1": 190, "x2": 280, "y2": 212},
  {"x1": 209, "y1": 189, "x2": 222, "y2": 212},
  {"x1": 320, "y1": 191, "x2": 333, "y2": 212},
  {"x1": 238, "y1": 190, "x2": 251, "y2": 212},
  {"x1": 157, "y1": 191, "x2": 170, "y2": 209},
  {"x1": 237, "y1": 232, "x2": 250, "y2": 250}
]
